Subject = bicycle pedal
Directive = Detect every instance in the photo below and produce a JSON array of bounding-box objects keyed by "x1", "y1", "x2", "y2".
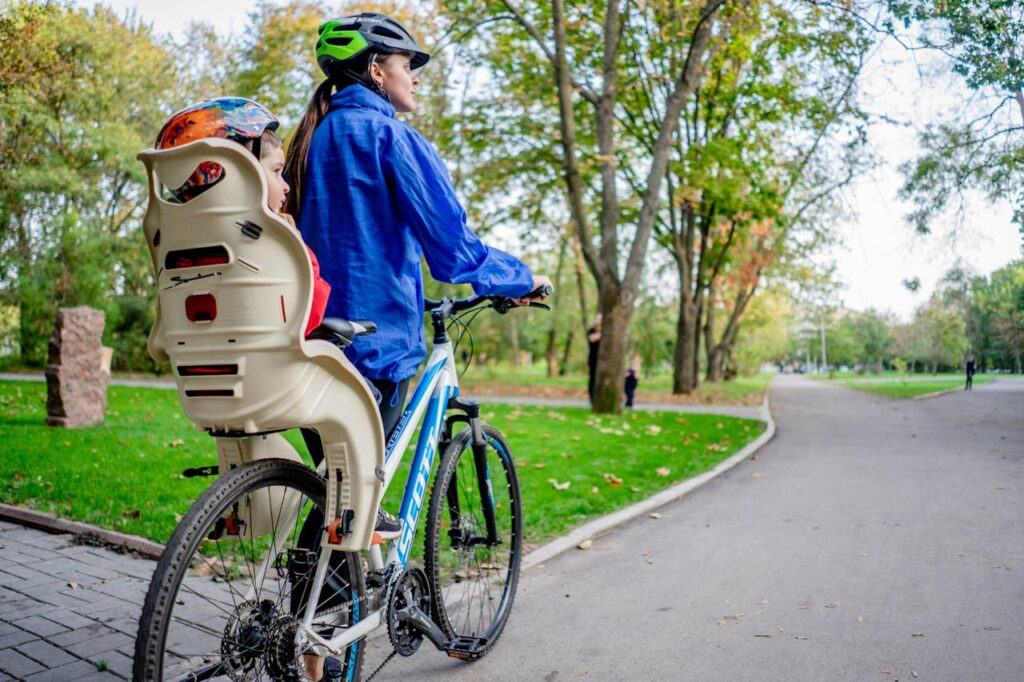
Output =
[{"x1": 446, "y1": 635, "x2": 488, "y2": 661}]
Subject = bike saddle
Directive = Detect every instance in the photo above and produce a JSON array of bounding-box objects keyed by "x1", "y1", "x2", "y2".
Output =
[{"x1": 310, "y1": 317, "x2": 378, "y2": 349}]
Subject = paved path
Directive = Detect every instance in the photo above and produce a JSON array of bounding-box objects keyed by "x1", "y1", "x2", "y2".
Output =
[
  {"x1": 2, "y1": 376, "x2": 1020, "y2": 680},
  {"x1": 368, "y1": 375, "x2": 1024, "y2": 680}
]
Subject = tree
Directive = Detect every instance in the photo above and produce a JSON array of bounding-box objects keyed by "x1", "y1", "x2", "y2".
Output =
[
  {"x1": 887, "y1": 0, "x2": 1024, "y2": 245},
  {"x1": 0, "y1": 3, "x2": 175, "y2": 367},
  {"x1": 973, "y1": 260, "x2": 1024, "y2": 372},
  {"x1": 850, "y1": 309, "x2": 893, "y2": 372},
  {"x1": 441, "y1": 0, "x2": 733, "y2": 413}
]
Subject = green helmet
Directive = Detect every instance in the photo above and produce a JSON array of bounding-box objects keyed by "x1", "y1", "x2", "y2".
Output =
[{"x1": 316, "y1": 13, "x2": 430, "y2": 79}]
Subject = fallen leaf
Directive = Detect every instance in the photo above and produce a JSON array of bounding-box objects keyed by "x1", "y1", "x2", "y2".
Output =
[
  {"x1": 649, "y1": 512, "x2": 662, "y2": 519},
  {"x1": 752, "y1": 472, "x2": 764, "y2": 478},
  {"x1": 793, "y1": 635, "x2": 809, "y2": 640},
  {"x1": 571, "y1": 435, "x2": 582, "y2": 442},
  {"x1": 655, "y1": 467, "x2": 670, "y2": 477},
  {"x1": 577, "y1": 539, "x2": 593, "y2": 550},
  {"x1": 533, "y1": 462, "x2": 546, "y2": 469},
  {"x1": 166, "y1": 439, "x2": 185, "y2": 447},
  {"x1": 912, "y1": 673, "x2": 919, "y2": 678},
  {"x1": 67, "y1": 581, "x2": 77, "y2": 589},
  {"x1": 825, "y1": 602, "x2": 839, "y2": 609},
  {"x1": 122, "y1": 509, "x2": 141, "y2": 519},
  {"x1": 911, "y1": 632, "x2": 924, "y2": 637},
  {"x1": 753, "y1": 633, "x2": 772, "y2": 638},
  {"x1": 590, "y1": 486, "x2": 599, "y2": 494},
  {"x1": 716, "y1": 423, "x2": 725, "y2": 429},
  {"x1": 602, "y1": 473, "x2": 623, "y2": 487},
  {"x1": 647, "y1": 425, "x2": 662, "y2": 436},
  {"x1": 547, "y1": 478, "x2": 571, "y2": 491},
  {"x1": 630, "y1": 485, "x2": 641, "y2": 492}
]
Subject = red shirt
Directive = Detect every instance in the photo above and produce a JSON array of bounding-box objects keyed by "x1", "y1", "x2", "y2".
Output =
[{"x1": 305, "y1": 246, "x2": 331, "y2": 337}]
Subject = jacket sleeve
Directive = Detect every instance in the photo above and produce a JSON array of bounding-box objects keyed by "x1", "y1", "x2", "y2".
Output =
[{"x1": 384, "y1": 126, "x2": 534, "y2": 297}]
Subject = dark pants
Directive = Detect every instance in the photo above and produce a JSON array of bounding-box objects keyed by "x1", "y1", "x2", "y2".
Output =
[
  {"x1": 624, "y1": 384, "x2": 637, "y2": 408},
  {"x1": 292, "y1": 377, "x2": 410, "y2": 616},
  {"x1": 965, "y1": 373, "x2": 974, "y2": 390},
  {"x1": 588, "y1": 363, "x2": 597, "y2": 402}
]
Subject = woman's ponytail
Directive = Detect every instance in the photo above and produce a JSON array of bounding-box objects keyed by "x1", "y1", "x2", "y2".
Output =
[{"x1": 284, "y1": 79, "x2": 335, "y2": 219}]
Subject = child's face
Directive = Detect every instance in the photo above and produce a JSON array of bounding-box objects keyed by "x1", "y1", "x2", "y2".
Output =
[{"x1": 259, "y1": 146, "x2": 289, "y2": 213}]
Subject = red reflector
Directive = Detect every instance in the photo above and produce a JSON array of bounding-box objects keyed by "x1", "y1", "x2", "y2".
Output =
[
  {"x1": 185, "y1": 293, "x2": 217, "y2": 323},
  {"x1": 185, "y1": 389, "x2": 234, "y2": 397},
  {"x1": 165, "y1": 245, "x2": 229, "y2": 270},
  {"x1": 177, "y1": 364, "x2": 238, "y2": 376}
]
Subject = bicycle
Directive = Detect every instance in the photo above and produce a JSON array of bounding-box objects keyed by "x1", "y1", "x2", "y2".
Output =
[{"x1": 133, "y1": 281, "x2": 549, "y2": 680}]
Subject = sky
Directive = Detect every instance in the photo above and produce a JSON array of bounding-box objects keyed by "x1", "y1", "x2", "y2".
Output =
[{"x1": 74, "y1": 0, "x2": 1024, "y2": 321}]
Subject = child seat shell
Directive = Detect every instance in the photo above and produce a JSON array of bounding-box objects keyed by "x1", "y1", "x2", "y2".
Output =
[{"x1": 137, "y1": 138, "x2": 385, "y2": 551}]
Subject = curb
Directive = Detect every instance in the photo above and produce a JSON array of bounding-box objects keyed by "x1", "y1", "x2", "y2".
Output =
[
  {"x1": 911, "y1": 386, "x2": 966, "y2": 401},
  {"x1": 0, "y1": 502, "x2": 165, "y2": 559},
  {"x1": 521, "y1": 394, "x2": 776, "y2": 571}
]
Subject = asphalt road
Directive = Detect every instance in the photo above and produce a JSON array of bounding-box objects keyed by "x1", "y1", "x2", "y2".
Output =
[{"x1": 369, "y1": 375, "x2": 1024, "y2": 681}]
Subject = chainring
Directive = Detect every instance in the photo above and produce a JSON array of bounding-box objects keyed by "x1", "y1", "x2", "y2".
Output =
[{"x1": 385, "y1": 567, "x2": 431, "y2": 657}]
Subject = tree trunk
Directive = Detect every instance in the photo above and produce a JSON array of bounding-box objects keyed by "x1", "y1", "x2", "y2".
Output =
[
  {"x1": 545, "y1": 229, "x2": 571, "y2": 377},
  {"x1": 559, "y1": 327, "x2": 575, "y2": 376},
  {"x1": 592, "y1": 292, "x2": 628, "y2": 412},
  {"x1": 509, "y1": 313, "x2": 520, "y2": 368},
  {"x1": 673, "y1": 297, "x2": 698, "y2": 393}
]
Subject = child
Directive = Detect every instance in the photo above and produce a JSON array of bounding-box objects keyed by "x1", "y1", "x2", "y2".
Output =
[{"x1": 155, "y1": 97, "x2": 331, "y2": 339}]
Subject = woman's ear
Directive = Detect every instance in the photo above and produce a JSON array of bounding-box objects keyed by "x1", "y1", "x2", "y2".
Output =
[{"x1": 369, "y1": 60, "x2": 384, "y2": 87}]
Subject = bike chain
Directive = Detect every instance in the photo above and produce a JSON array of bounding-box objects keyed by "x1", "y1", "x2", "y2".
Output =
[{"x1": 366, "y1": 649, "x2": 398, "y2": 681}]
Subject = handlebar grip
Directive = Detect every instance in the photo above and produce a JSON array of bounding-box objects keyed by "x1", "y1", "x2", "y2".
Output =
[{"x1": 528, "y1": 283, "x2": 553, "y2": 298}]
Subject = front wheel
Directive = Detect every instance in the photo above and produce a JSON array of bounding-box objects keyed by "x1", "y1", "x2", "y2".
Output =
[
  {"x1": 424, "y1": 424, "x2": 522, "y2": 657},
  {"x1": 133, "y1": 459, "x2": 364, "y2": 681}
]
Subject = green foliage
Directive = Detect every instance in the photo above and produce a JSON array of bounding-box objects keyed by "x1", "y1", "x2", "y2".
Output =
[
  {"x1": 887, "y1": 1, "x2": 1024, "y2": 239},
  {"x1": 969, "y1": 260, "x2": 1024, "y2": 371}
]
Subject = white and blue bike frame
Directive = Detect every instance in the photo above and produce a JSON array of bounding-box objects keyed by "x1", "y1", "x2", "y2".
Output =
[{"x1": 300, "y1": 332, "x2": 462, "y2": 654}]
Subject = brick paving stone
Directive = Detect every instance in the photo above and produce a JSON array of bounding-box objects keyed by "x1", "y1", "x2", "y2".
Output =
[
  {"x1": 24, "y1": 659, "x2": 100, "y2": 682},
  {"x1": 91, "y1": 579, "x2": 147, "y2": 602},
  {"x1": 0, "y1": 563, "x2": 45, "y2": 581},
  {"x1": 16, "y1": 639, "x2": 77, "y2": 668},
  {"x1": 77, "y1": 670, "x2": 123, "y2": 682},
  {"x1": 99, "y1": 616, "x2": 139, "y2": 636},
  {"x1": 0, "y1": 600, "x2": 59, "y2": 621},
  {"x1": 48, "y1": 623, "x2": 118, "y2": 648},
  {"x1": 9, "y1": 615, "x2": 68, "y2": 638},
  {"x1": 0, "y1": 648, "x2": 46, "y2": 679},
  {"x1": 64, "y1": 632, "x2": 132, "y2": 658},
  {"x1": 0, "y1": 628, "x2": 37, "y2": 649},
  {"x1": 88, "y1": 649, "x2": 131, "y2": 679},
  {"x1": 32, "y1": 591, "x2": 96, "y2": 611},
  {"x1": 0, "y1": 520, "x2": 20, "y2": 530},
  {"x1": 39, "y1": 609, "x2": 95, "y2": 631}
]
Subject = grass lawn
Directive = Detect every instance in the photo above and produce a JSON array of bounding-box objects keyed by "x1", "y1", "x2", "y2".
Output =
[
  {"x1": 809, "y1": 372, "x2": 1004, "y2": 398},
  {"x1": 460, "y1": 364, "x2": 773, "y2": 406},
  {"x1": 1, "y1": 380, "x2": 763, "y2": 549}
]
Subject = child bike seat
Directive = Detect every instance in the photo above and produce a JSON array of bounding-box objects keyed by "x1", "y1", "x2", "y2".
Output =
[{"x1": 137, "y1": 138, "x2": 385, "y2": 551}]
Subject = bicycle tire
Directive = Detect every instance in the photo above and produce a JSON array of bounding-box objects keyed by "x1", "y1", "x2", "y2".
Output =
[
  {"x1": 133, "y1": 458, "x2": 364, "y2": 681},
  {"x1": 423, "y1": 424, "x2": 522, "y2": 656}
]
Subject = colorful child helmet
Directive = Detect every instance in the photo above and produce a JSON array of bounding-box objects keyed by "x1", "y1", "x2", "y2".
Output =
[
  {"x1": 315, "y1": 12, "x2": 430, "y2": 80},
  {"x1": 156, "y1": 97, "x2": 279, "y2": 150},
  {"x1": 155, "y1": 97, "x2": 279, "y2": 202}
]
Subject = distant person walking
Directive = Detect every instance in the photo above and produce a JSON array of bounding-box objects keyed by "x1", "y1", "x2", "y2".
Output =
[
  {"x1": 587, "y1": 313, "x2": 602, "y2": 402},
  {"x1": 624, "y1": 355, "x2": 639, "y2": 408},
  {"x1": 965, "y1": 353, "x2": 976, "y2": 391}
]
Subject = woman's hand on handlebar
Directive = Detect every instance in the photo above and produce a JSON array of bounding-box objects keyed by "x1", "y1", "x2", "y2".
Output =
[{"x1": 516, "y1": 275, "x2": 553, "y2": 306}]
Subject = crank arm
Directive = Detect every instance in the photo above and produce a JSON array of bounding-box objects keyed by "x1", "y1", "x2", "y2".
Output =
[{"x1": 396, "y1": 604, "x2": 448, "y2": 651}]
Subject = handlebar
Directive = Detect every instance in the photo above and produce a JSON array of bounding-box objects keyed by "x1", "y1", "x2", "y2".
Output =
[{"x1": 424, "y1": 283, "x2": 553, "y2": 318}]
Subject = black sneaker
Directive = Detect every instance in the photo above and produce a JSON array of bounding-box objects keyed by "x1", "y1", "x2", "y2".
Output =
[{"x1": 373, "y1": 509, "x2": 402, "y2": 543}]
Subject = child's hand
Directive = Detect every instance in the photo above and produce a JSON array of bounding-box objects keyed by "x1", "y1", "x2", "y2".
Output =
[{"x1": 277, "y1": 211, "x2": 297, "y2": 230}]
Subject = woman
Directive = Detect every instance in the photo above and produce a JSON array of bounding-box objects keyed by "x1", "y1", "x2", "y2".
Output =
[{"x1": 285, "y1": 12, "x2": 549, "y2": 435}]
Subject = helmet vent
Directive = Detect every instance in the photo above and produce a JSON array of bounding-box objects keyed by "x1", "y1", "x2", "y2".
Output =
[
  {"x1": 325, "y1": 35, "x2": 354, "y2": 47},
  {"x1": 370, "y1": 26, "x2": 402, "y2": 40}
]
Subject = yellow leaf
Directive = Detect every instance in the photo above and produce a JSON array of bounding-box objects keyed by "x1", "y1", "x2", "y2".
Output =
[
  {"x1": 655, "y1": 467, "x2": 670, "y2": 477},
  {"x1": 577, "y1": 539, "x2": 593, "y2": 550},
  {"x1": 547, "y1": 478, "x2": 570, "y2": 490}
]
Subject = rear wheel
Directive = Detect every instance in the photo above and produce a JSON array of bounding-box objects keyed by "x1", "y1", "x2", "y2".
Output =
[
  {"x1": 133, "y1": 459, "x2": 364, "y2": 681},
  {"x1": 424, "y1": 424, "x2": 522, "y2": 657}
]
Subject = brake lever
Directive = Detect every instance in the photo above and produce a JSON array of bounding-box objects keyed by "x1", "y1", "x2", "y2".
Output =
[{"x1": 528, "y1": 302, "x2": 550, "y2": 310}]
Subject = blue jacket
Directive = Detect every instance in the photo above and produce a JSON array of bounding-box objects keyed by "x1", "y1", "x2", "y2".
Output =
[{"x1": 299, "y1": 85, "x2": 533, "y2": 382}]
